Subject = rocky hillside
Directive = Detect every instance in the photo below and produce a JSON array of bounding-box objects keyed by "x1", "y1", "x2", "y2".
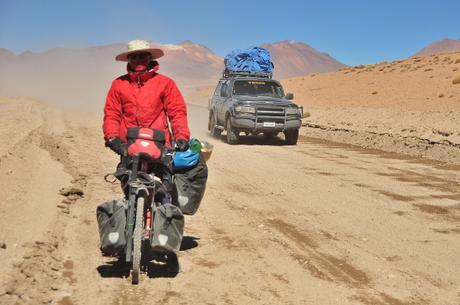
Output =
[
  {"x1": 413, "y1": 38, "x2": 460, "y2": 57},
  {"x1": 262, "y1": 40, "x2": 346, "y2": 79}
]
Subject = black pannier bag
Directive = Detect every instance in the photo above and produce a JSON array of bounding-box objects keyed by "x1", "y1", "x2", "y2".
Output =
[
  {"x1": 96, "y1": 199, "x2": 127, "y2": 255},
  {"x1": 172, "y1": 157, "x2": 208, "y2": 215},
  {"x1": 151, "y1": 203, "x2": 184, "y2": 253}
]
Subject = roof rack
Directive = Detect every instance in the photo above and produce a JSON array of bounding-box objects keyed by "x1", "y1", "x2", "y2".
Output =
[{"x1": 222, "y1": 69, "x2": 272, "y2": 79}]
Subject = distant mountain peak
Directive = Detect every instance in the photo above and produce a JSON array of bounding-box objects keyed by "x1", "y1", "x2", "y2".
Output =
[
  {"x1": 261, "y1": 40, "x2": 345, "y2": 78},
  {"x1": 179, "y1": 40, "x2": 196, "y2": 46},
  {"x1": 269, "y1": 40, "x2": 303, "y2": 46},
  {"x1": 413, "y1": 38, "x2": 460, "y2": 57},
  {"x1": 0, "y1": 48, "x2": 16, "y2": 57},
  {"x1": 163, "y1": 44, "x2": 184, "y2": 51}
]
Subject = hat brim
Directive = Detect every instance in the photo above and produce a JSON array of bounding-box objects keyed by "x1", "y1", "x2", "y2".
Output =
[{"x1": 115, "y1": 48, "x2": 164, "y2": 61}]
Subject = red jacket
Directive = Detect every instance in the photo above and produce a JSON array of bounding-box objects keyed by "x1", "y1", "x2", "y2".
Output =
[{"x1": 103, "y1": 67, "x2": 190, "y2": 145}]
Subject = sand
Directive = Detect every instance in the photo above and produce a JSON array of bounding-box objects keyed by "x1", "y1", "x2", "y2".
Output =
[{"x1": 0, "y1": 99, "x2": 459, "y2": 305}]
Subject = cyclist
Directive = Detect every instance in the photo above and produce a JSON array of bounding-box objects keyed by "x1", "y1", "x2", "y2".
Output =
[{"x1": 103, "y1": 39, "x2": 190, "y2": 154}]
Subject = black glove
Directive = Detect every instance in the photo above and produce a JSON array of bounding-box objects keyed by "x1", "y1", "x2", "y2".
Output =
[
  {"x1": 105, "y1": 137, "x2": 123, "y2": 155},
  {"x1": 175, "y1": 139, "x2": 189, "y2": 152}
]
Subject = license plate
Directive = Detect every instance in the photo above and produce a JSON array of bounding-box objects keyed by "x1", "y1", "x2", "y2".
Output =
[{"x1": 263, "y1": 122, "x2": 276, "y2": 127}]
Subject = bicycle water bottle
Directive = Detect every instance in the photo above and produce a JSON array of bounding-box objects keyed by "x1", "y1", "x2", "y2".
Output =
[{"x1": 189, "y1": 138, "x2": 202, "y2": 154}]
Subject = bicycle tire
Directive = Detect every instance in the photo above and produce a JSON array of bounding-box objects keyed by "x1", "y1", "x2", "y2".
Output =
[{"x1": 131, "y1": 196, "x2": 144, "y2": 284}]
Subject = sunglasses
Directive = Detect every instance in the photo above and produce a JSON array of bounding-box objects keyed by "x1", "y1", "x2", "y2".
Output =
[{"x1": 128, "y1": 53, "x2": 151, "y2": 60}]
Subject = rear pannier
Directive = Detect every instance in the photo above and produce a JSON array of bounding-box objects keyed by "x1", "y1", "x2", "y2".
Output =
[
  {"x1": 150, "y1": 203, "x2": 184, "y2": 253},
  {"x1": 96, "y1": 199, "x2": 127, "y2": 255},
  {"x1": 172, "y1": 157, "x2": 208, "y2": 215}
]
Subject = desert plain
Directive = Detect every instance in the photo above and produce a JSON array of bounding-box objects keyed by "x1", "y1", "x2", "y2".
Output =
[{"x1": 0, "y1": 49, "x2": 459, "y2": 305}]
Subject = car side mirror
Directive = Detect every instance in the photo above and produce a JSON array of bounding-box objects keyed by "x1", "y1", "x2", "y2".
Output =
[{"x1": 285, "y1": 93, "x2": 294, "y2": 100}]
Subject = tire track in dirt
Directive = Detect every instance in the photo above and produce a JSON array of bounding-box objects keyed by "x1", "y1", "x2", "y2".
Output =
[
  {"x1": 0, "y1": 108, "x2": 118, "y2": 305},
  {"x1": 44, "y1": 118, "x2": 126, "y2": 305},
  {"x1": 266, "y1": 218, "x2": 370, "y2": 287},
  {"x1": 264, "y1": 217, "x2": 429, "y2": 305},
  {"x1": 215, "y1": 179, "x2": 424, "y2": 305},
  {"x1": 0, "y1": 123, "x2": 85, "y2": 304}
]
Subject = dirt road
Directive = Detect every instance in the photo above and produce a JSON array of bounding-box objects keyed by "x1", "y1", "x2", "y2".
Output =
[{"x1": 0, "y1": 100, "x2": 459, "y2": 305}]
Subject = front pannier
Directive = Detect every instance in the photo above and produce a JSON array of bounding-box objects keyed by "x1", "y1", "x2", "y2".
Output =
[
  {"x1": 96, "y1": 199, "x2": 127, "y2": 255},
  {"x1": 172, "y1": 157, "x2": 208, "y2": 215},
  {"x1": 150, "y1": 203, "x2": 184, "y2": 253}
]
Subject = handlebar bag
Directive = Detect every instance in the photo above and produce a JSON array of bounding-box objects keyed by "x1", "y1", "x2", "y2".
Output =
[
  {"x1": 96, "y1": 199, "x2": 127, "y2": 255},
  {"x1": 126, "y1": 127, "x2": 166, "y2": 160},
  {"x1": 172, "y1": 157, "x2": 208, "y2": 215},
  {"x1": 150, "y1": 203, "x2": 184, "y2": 253}
]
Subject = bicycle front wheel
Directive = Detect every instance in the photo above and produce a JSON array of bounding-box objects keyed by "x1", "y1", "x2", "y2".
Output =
[{"x1": 131, "y1": 196, "x2": 144, "y2": 284}]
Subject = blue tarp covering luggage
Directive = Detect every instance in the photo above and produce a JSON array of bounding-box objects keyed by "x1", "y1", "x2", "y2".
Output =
[{"x1": 224, "y1": 47, "x2": 273, "y2": 74}]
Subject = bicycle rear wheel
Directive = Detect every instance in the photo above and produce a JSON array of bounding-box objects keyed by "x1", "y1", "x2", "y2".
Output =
[{"x1": 131, "y1": 196, "x2": 144, "y2": 284}]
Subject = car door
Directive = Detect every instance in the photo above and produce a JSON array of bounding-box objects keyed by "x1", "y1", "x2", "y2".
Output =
[
  {"x1": 216, "y1": 80, "x2": 227, "y2": 125},
  {"x1": 216, "y1": 80, "x2": 229, "y2": 124},
  {"x1": 210, "y1": 81, "x2": 223, "y2": 124}
]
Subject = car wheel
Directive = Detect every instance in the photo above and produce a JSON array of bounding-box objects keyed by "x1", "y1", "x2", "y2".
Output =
[
  {"x1": 284, "y1": 130, "x2": 299, "y2": 145},
  {"x1": 226, "y1": 117, "x2": 239, "y2": 145},
  {"x1": 209, "y1": 113, "x2": 221, "y2": 138}
]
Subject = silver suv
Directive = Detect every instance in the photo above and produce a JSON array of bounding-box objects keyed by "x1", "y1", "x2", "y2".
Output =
[{"x1": 208, "y1": 73, "x2": 302, "y2": 145}]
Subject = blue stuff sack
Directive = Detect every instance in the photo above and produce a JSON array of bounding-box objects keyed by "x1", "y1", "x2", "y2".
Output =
[
  {"x1": 173, "y1": 148, "x2": 200, "y2": 170},
  {"x1": 224, "y1": 47, "x2": 274, "y2": 74}
]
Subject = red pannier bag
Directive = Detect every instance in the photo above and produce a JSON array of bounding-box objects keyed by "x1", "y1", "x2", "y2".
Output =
[{"x1": 126, "y1": 127, "x2": 166, "y2": 160}]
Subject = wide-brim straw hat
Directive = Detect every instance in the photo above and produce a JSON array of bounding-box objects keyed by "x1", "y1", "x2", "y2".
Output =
[{"x1": 115, "y1": 40, "x2": 164, "y2": 61}]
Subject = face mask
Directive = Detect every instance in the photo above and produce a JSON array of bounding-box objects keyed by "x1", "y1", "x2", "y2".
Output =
[{"x1": 128, "y1": 53, "x2": 151, "y2": 72}]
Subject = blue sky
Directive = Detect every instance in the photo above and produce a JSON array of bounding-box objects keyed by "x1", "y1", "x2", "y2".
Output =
[{"x1": 0, "y1": 0, "x2": 459, "y2": 65}]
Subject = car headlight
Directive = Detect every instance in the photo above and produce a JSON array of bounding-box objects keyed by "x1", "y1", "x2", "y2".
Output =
[
  {"x1": 235, "y1": 105, "x2": 255, "y2": 113},
  {"x1": 285, "y1": 107, "x2": 299, "y2": 115}
]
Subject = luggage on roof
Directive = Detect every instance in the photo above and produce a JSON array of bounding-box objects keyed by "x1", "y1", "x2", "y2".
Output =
[{"x1": 224, "y1": 47, "x2": 274, "y2": 77}]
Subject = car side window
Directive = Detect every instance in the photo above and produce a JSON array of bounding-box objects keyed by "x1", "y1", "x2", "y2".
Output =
[
  {"x1": 220, "y1": 83, "x2": 228, "y2": 97},
  {"x1": 214, "y1": 82, "x2": 223, "y2": 97}
]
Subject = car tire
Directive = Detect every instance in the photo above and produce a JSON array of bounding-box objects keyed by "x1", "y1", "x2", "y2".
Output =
[
  {"x1": 209, "y1": 113, "x2": 221, "y2": 138},
  {"x1": 226, "y1": 117, "x2": 239, "y2": 145},
  {"x1": 284, "y1": 130, "x2": 299, "y2": 145}
]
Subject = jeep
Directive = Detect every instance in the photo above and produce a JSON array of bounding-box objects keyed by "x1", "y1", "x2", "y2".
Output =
[{"x1": 207, "y1": 72, "x2": 302, "y2": 145}]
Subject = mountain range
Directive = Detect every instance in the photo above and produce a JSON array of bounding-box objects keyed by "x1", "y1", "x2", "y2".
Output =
[
  {"x1": 0, "y1": 40, "x2": 345, "y2": 110},
  {"x1": 1, "y1": 38, "x2": 459, "y2": 111}
]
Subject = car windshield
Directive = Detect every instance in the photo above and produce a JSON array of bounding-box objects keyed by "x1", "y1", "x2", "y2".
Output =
[{"x1": 233, "y1": 80, "x2": 285, "y2": 98}]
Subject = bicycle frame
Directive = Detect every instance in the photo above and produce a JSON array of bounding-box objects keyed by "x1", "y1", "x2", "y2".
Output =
[
  {"x1": 125, "y1": 155, "x2": 159, "y2": 262},
  {"x1": 122, "y1": 149, "x2": 175, "y2": 285}
]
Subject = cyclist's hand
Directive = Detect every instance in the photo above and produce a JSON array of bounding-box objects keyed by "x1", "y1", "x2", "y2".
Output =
[
  {"x1": 176, "y1": 139, "x2": 189, "y2": 152},
  {"x1": 105, "y1": 137, "x2": 123, "y2": 155}
]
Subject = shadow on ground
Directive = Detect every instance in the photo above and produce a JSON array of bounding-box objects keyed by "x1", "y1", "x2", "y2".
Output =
[
  {"x1": 96, "y1": 235, "x2": 199, "y2": 279},
  {"x1": 216, "y1": 134, "x2": 291, "y2": 146}
]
